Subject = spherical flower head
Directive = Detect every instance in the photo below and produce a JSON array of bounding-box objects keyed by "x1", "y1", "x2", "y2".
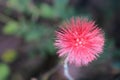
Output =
[{"x1": 54, "y1": 17, "x2": 105, "y2": 67}]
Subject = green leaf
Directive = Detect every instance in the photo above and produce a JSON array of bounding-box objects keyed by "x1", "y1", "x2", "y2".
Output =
[
  {"x1": 46, "y1": 39, "x2": 55, "y2": 55},
  {"x1": 54, "y1": 0, "x2": 69, "y2": 9},
  {"x1": 1, "y1": 49, "x2": 18, "y2": 63},
  {"x1": 53, "y1": 0, "x2": 75, "y2": 18},
  {"x1": 0, "y1": 63, "x2": 10, "y2": 80},
  {"x1": 25, "y1": 31, "x2": 40, "y2": 42},
  {"x1": 3, "y1": 21, "x2": 19, "y2": 35},
  {"x1": 40, "y1": 4, "x2": 54, "y2": 18},
  {"x1": 8, "y1": 0, "x2": 30, "y2": 12},
  {"x1": 37, "y1": 26, "x2": 55, "y2": 55}
]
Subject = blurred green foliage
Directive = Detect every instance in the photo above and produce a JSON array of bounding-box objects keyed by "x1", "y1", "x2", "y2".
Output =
[
  {"x1": 3, "y1": 20, "x2": 56, "y2": 56},
  {"x1": 7, "y1": 0, "x2": 75, "y2": 19},
  {"x1": 3, "y1": 0, "x2": 78, "y2": 57},
  {"x1": 0, "y1": 63, "x2": 10, "y2": 80},
  {"x1": 3, "y1": 21, "x2": 19, "y2": 35},
  {"x1": 40, "y1": 4, "x2": 54, "y2": 18},
  {"x1": 8, "y1": 0, "x2": 31, "y2": 12},
  {"x1": 1, "y1": 49, "x2": 17, "y2": 63}
]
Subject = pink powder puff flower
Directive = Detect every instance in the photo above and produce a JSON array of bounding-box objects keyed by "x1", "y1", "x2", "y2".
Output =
[{"x1": 54, "y1": 17, "x2": 105, "y2": 67}]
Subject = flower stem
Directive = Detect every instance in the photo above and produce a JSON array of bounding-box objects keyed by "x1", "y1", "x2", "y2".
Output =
[{"x1": 64, "y1": 60, "x2": 74, "y2": 80}]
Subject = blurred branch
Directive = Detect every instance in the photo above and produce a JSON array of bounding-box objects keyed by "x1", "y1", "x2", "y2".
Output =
[
  {"x1": 0, "y1": 13, "x2": 14, "y2": 23},
  {"x1": 41, "y1": 62, "x2": 61, "y2": 80}
]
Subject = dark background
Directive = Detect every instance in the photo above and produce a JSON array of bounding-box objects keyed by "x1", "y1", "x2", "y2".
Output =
[{"x1": 0, "y1": 0, "x2": 120, "y2": 80}]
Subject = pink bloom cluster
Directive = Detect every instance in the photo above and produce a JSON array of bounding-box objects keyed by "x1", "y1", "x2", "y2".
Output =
[{"x1": 55, "y1": 17, "x2": 105, "y2": 66}]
